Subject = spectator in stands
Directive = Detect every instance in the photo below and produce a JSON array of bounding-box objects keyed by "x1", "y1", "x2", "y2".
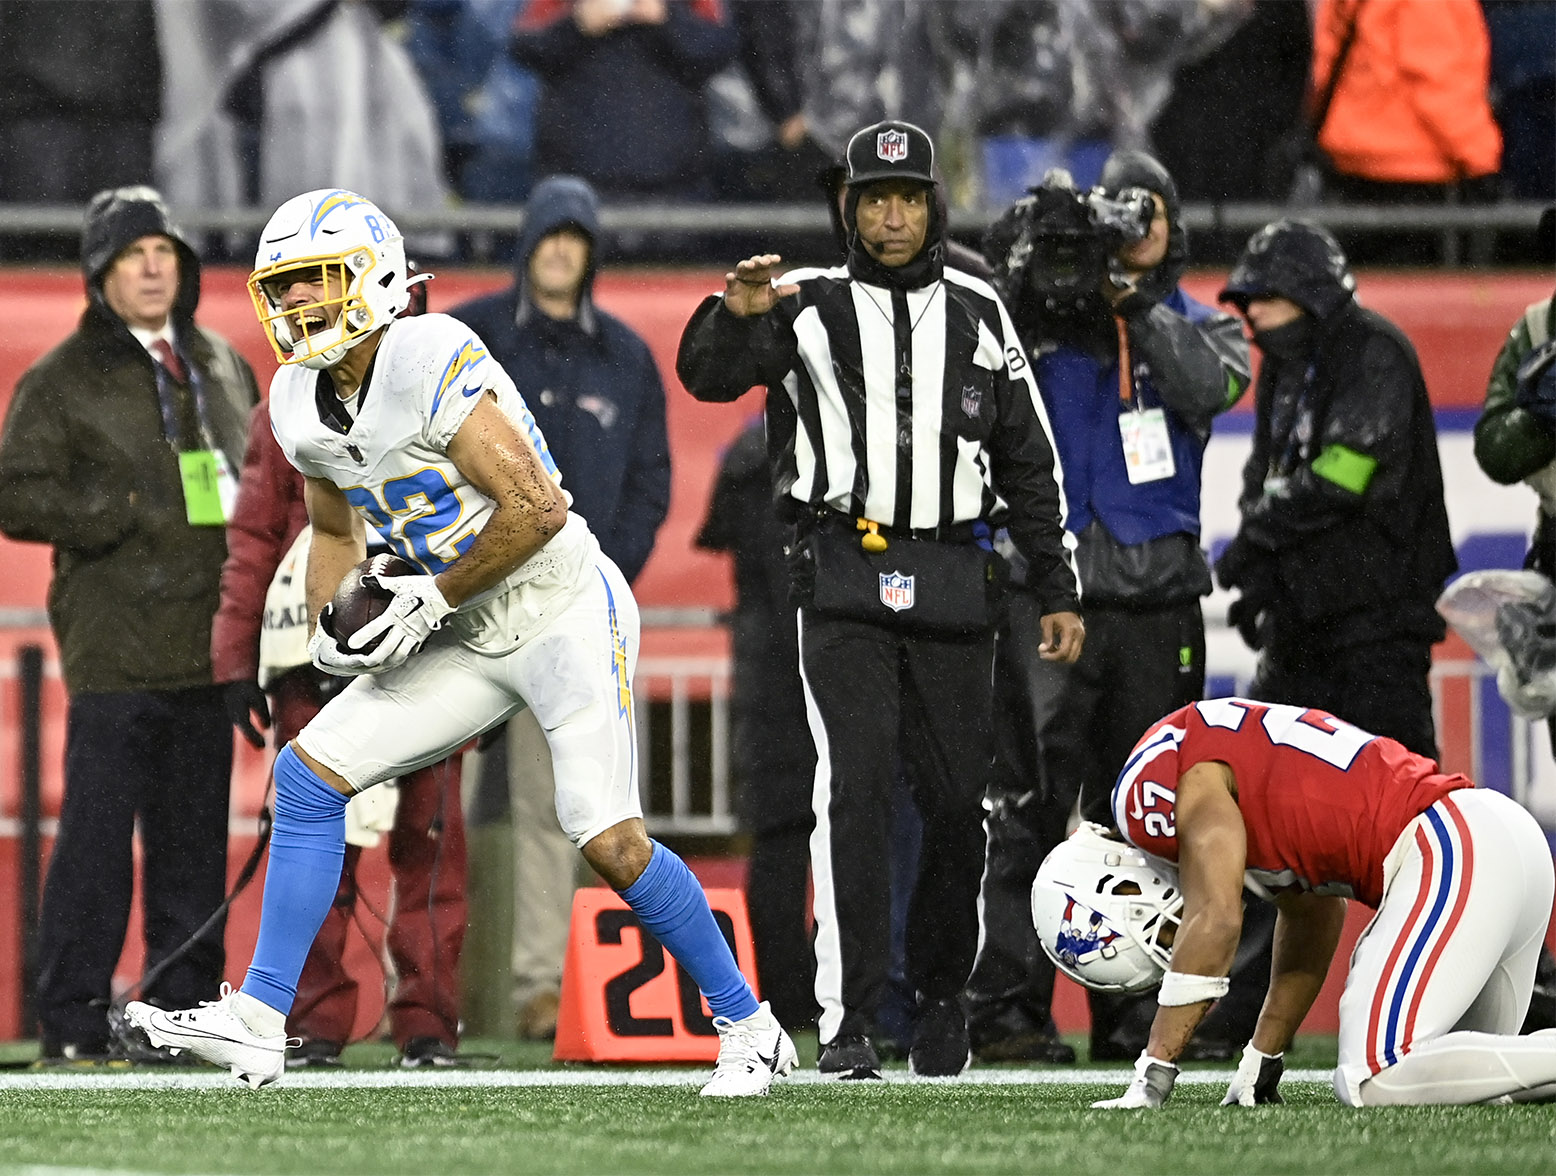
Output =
[
  {"x1": 448, "y1": 175, "x2": 670, "y2": 1040},
  {"x1": 1216, "y1": 219, "x2": 1457, "y2": 761},
  {"x1": 1063, "y1": 0, "x2": 1253, "y2": 154},
  {"x1": 159, "y1": 0, "x2": 448, "y2": 219},
  {"x1": 0, "y1": 188, "x2": 258, "y2": 1063},
  {"x1": 695, "y1": 417, "x2": 818, "y2": 1032},
  {"x1": 509, "y1": 0, "x2": 737, "y2": 201},
  {"x1": 461, "y1": 0, "x2": 543, "y2": 205},
  {"x1": 791, "y1": 1, "x2": 944, "y2": 162},
  {"x1": 210, "y1": 274, "x2": 472, "y2": 1070},
  {"x1": 706, "y1": 0, "x2": 830, "y2": 202},
  {"x1": 404, "y1": 0, "x2": 506, "y2": 192},
  {"x1": 1313, "y1": 0, "x2": 1502, "y2": 206},
  {"x1": 0, "y1": 2, "x2": 161, "y2": 209},
  {"x1": 1150, "y1": 0, "x2": 1312, "y2": 203},
  {"x1": 1482, "y1": 0, "x2": 1556, "y2": 201}
]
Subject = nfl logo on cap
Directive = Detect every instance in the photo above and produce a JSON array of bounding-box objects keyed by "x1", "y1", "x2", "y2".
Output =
[
  {"x1": 845, "y1": 120, "x2": 936, "y2": 187},
  {"x1": 877, "y1": 129, "x2": 909, "y2": 163}
]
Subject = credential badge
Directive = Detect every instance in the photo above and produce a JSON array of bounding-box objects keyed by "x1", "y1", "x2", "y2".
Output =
[
  {"x1": 876, "y1": 129, "x2": 909, "y2": 163},
  {"x1": 880, "y1": 570, "x2": 914, "y2": 612}
]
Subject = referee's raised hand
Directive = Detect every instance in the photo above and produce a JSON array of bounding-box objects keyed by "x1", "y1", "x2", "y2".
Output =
[{"x1": 723, "y1": 254, "x2": 800, "y2": 317}]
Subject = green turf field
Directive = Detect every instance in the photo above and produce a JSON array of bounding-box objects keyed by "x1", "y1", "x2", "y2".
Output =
[{"x1": 1, "y1": 1035, "x2": 1552, "y2": 1176}]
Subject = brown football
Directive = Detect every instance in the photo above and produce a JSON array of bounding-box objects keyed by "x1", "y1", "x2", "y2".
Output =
[{"x1": 328, "y1": 553, "x2": 416, "y2": 652}]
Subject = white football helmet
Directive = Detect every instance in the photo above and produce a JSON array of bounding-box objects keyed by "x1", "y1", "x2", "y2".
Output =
[
  {"x1": 1031, "y1": 823, "x2": 1182, "y2": 994},
  {"x1": 248, "y1": 189, "x2": 410, "y2": 369}
]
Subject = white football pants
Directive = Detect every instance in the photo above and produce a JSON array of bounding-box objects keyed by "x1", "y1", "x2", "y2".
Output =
[
  {"x1": 1334, "y1": 788, "x2": 1556, "y2": 1106},
  {"x1": 298, "y1": 557, "x2": 643, "y2": 848}
]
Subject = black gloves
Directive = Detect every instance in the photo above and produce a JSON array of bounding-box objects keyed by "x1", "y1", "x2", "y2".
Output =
[
  {"x1": 1225, "y1": 595, "x2": 1266, "y2": 650},
  {"x1": 223, "y1": 680, "x2": 272, "y2": 750},
  {"x1": 1214, "y1": 533, "x2": 1268, "y2": 592},
  {"x1": 1216, "y1": 535, "x2": 1279, "y2": 652}
]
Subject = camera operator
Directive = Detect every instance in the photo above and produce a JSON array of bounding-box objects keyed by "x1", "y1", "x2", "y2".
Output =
[{"x1": 970, "y1": 150, "x2": 1251, "y2": 1065}]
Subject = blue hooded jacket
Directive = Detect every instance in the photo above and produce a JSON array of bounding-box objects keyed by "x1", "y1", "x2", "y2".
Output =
[{"x1": 449, "y1": 176, "x2": 671, "y2": 583}]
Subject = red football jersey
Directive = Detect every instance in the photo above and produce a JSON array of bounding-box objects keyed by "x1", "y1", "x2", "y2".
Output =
[{"x1": 1111, "y1": 698, "x2": 1471, "y2": 907}]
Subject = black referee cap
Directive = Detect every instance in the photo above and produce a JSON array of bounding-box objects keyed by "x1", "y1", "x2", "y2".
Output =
[{"x1": 844, "y1": 120, "x2": 937, "y2": 188}]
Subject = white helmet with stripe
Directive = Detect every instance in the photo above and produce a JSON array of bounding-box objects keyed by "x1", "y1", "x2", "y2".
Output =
[{"x1": 248, "y1": 189, "x2": 412, "y2": 370}]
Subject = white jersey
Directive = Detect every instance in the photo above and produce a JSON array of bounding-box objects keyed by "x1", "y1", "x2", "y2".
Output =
[{"x1": 268, "y1": 312, "x2": 597, "y2": 649}]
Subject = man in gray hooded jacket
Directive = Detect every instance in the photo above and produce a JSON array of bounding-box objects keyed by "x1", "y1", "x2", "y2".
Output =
[{"x1": 449, "y1": 175, "x2": 670, "y2": 1040}]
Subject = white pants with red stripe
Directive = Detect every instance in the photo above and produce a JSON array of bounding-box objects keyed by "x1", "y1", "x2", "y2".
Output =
[{"x1": 1336, "y1": 788, "x2": 1556, "y2": 1106}]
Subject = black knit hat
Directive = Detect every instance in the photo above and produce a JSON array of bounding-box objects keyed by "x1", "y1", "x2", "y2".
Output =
[
  {"x1": 1220, "y1": 219, "x2": 1355, "y2": 320},
  {"x1": 80, "y1": 185, "x2": 201, "y2": 313},
  {"x1": 844, "y1": 120, "x2": 937, "y2": 189}
]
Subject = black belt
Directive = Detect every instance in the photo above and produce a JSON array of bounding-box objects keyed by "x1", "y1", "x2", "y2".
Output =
[{"x1": 815, "y1": 510, "x2": 982, "y2": 546}]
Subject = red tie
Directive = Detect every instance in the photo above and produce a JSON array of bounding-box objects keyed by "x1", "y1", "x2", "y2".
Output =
[{"x1": 151, "y1": 338, "x2": 187, "y2": 384}]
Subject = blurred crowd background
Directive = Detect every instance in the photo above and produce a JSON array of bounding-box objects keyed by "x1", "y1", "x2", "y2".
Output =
[{"x1": 0, "y1": 0, "x2": 1550, "y2": 265}]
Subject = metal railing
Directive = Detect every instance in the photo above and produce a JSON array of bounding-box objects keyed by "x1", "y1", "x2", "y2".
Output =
[
  {"x1": 627, "y1": 629, "x2": 1541, "y2": 838},
  {"x1": 0, "y1": 619, "x2": 1542, "y2": 839},
  {"x1": 0, "y1": 200, "x2": 1547, "y2": 237},
  {"x1": 0, "y1": 199, "x2": 1547, "y2": 267}
]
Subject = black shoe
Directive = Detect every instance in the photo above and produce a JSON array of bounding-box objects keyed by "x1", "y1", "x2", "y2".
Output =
[
  {"x1": 818, "y1": 1034, "x2": 883, "y2": 1081},
  {"x1": 908, "y1": 997, "x2": 971, "y2": 1078},
  {"x1": 969, "y1": 1009, "x2": 1076, "y2": 1065},
  {"x1": 35, "y1": 1040, "x2": 130, "y2": 1070},
  {"x1": 397, "y1": 1037, "x2": 467, "y2": 1069},
  {"x1": 117, "y1": 1026, "x2": 196, "y2": 1066},
  {"x1": 1089, "y1": 1036, "x2": 1147, "y2": 1064},
  {"x1": 286, "y1": 1039, "x2": 344, "y2": 1069},
  {"x1": 1179, "y1": 1034, "x2": 1238, "y2": 1063}
]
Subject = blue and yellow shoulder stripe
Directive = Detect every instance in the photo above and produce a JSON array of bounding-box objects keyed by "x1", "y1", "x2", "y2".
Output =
[{"x1": 431, "y1": 339, "x2": 490, "y2": 417}]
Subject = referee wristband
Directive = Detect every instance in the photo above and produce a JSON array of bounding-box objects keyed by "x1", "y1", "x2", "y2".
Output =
[{"x1": 1157, "y1": 970, "x2": 1231, "y2": 1007}]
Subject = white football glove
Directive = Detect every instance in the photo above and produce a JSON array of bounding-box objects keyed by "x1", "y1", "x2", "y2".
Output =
[
  {"x1": 344, "y1": 571, "x2": 455, "y2": 672},
  {"x1": 308, "y1": 603, "x2": 388, "y2": 678},
  {"x1": 1092, "y1": 1052, "x2": 1179, "y2": 1110},
  {"x1": 1221, "y1": 1043, "x2": 1285, "y2": 1106}
]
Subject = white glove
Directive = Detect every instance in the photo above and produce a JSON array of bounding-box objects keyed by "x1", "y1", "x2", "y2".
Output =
[
  {"x1": 1221, "y1": 1043, "x2": 1285, "y2": 1106},
  {"x1": 308, "y1": 603, "x2": 388, "y2": 678},
  {"x1": 1092, "y1": 1052, "x2": 1179, "y2": 1109},
  {"x1": 345, "y1": 572, "x2": 455, "y2": 672}
]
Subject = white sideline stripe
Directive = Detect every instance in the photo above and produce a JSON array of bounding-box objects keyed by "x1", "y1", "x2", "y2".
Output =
[
  {"x1": 1, "y1": 1169, "x2": 168, "y2": 1176},
  {"x1": 0, "y1": 1067, "x2": 1333, "y2": 1092}
]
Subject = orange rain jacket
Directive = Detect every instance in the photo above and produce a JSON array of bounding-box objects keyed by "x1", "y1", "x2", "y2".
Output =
[{"x1": 1313, "y1": 0, "x2": 1502, "y2": 184}]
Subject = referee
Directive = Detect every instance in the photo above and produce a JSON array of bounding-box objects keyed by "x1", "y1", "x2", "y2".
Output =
[{"x1": 677, "y1": 120, "x2": 1083, "y2": 1080}]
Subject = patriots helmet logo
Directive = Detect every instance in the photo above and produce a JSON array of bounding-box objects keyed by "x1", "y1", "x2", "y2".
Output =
[
  {"x1": 1053, "y1": 897, "x2": 1121, "y2": 967},
  {"x1": 876, "y1": 129, "x2": 909, "y2": 163}
]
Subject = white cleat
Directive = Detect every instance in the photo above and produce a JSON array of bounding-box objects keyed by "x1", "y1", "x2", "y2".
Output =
[
  {"x1": 125, "y1": 983, "x2": 290, "y2": 1089},
  {"x1": 700, "y1": 1000, "x2": 798, "y2": 1097}
]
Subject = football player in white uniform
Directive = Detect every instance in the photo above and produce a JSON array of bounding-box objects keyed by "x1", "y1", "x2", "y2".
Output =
[{"x1": 128, "y1": 190, "x2": 795, "y2": 1096}]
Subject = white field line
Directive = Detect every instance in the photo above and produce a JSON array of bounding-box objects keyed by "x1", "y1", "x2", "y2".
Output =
[{"x1": 0, "y1": 1067, "x2": 1334, "y2": 1092}]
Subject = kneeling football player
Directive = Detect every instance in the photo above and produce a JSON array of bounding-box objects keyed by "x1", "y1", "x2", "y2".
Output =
[{"x1": 1034, "y1": 697, "x2": 1556, "y2": 1108}]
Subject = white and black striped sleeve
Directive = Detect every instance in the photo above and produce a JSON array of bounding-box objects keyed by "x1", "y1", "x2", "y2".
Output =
[
  {"x1": 980, "y1": 284, "x2": 1081, "y2": 614},
  {"x1": 676, "y1": 295, "x2": 799, "y2": 403}
]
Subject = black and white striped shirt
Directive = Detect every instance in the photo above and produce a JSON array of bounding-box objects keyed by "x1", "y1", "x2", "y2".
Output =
[{"x1": 677, "y1": 263, "x2": 1081, "y2": 613}]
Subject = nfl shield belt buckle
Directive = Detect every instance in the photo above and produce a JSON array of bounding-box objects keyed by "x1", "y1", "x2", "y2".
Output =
[{"x1": 879, "y1": 570, "x2": 914, "y2": 612}]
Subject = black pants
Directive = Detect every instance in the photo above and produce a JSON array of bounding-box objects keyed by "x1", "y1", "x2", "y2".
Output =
[
  {"x1": 1251, "y1": 635, "x2": 1439, "y2": 759},
  {"x1": 35, "y1": 688, "x2": 232, "y2": 1050},
  {"x1": 800, "y1": 610, "x2": 994, "y2": 1043},
  {"x1": 968, "y1": 598, "x2": 1206, "y2": 1041}
]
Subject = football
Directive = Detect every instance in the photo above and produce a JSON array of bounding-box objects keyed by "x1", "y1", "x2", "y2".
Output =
[{"x1": 328, "y1": 553, "x2": 415, "y2": 652}]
